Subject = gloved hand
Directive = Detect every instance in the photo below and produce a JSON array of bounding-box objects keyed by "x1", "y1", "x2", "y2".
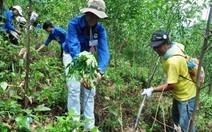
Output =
[{"x1": 141, "y1": 88, "x2": 154, "y2": 97}]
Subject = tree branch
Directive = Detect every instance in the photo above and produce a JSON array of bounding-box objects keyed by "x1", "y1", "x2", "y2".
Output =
[
  {"x1": 188, "y1": 3, "x2": 212, "y2": 132},
  {"x1": 205, "y1": 45, "x2": 212, "y2": 53}
]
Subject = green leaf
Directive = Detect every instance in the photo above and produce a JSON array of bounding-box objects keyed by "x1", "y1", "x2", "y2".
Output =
[
  {"x1": 20, "y1": 109, "x2": 33, "y2": 115},
  {"x1": 108, "y1": 107, "x2": 118, "y2": 117},
  {"x1": 15, "y1": 116, "x2": 31, "y2": 132},
  {"x1": 21, "y1": 72, "x2": 26, "y2": 78},
  {"x1": 0, "y1": 82, "x2": 8, "y2": 91},
  {"x1": 12, "y1": 95, "x2": 22, "y2": 100},
  {"x1": 90, "y1": 127, "x2": 98, "y2": 132},
  {"x1": 118, "y1": 117, "x2": 122, "y2": 125},
  {"x1": 34, "y1": 106, "x2": 51, "y2": 112}
]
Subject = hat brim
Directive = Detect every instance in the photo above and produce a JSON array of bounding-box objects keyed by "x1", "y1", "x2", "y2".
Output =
[
  {"x1": 80, "y1": 8, "x2": 108, "y2": 19},
  {"x1": 18, "y1": 10, "x2": 23, "y2": 16},
  {"x1": 15, "y1": 9, "x2": 22, "y2": 16},
  {"x1": 148, "y1": 40, "x2": 164, "y2": 47}
]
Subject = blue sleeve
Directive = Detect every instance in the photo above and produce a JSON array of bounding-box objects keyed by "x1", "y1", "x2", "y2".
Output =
[
  {"x1": 66, "y1": 21, "x2": 81, "y2": 58},
  {"x1": 4, "y1": 11, "x2": 16, "y2": 31},
  {"x1": 59, "y1": 27, "x2": 67, "y2": 36},
  {"x1": 44, "y1": 35, "x2": 53, "y2": 46},
  {"x1": 97, "y1": 26, "x2": 110, "y2": 72},
  {"x1": 37, "y1": 24, "x2": 42, "y2": 29}
]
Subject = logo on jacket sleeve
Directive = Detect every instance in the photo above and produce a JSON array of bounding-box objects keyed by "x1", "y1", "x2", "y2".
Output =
[{"x1": 94, "y1": 33, "x2": 98, "y2": 39}]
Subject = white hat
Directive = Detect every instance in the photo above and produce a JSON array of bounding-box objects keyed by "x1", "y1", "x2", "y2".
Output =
[
  {"x1": 16, "y1": 16, "x2": 26, "y2": 23},
  {"x1": 30, "y1": 11, "x2": 38, "y2": 22},
  {"x1": 13, "y1": 6, "x2": 23, "y2": 16},
  {"x1": 80, "y1": 0, "x2": 108, "y2": 19}
]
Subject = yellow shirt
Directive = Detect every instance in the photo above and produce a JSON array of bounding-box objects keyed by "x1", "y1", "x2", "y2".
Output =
[{"x1": 162, "y1": 46, "x2": 196, "y2": 101}]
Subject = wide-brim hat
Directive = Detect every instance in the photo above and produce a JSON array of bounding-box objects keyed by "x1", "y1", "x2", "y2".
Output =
[
  {"x1": 80, "y1": 0, "x2": 108, "y2": 19},
  {"x1": 13, "y1": 6, "x2": 23, "y2": 16},
  {"x1": 16, "y1": 16, "x2": 27, "y2": 23},
  {"x1": 148, "y1": 30, "x2": 169, "y2": 47}
]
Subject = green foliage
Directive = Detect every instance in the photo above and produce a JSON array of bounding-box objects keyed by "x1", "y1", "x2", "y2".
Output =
[
  {"x1": 196, "y1": 89, "x2": 212, "y2": 131},
  {"x1": 34, "y1": 106, "x2": 51, "y2": 112},
  {"x1": 46, "y1": 110, "x2": 99, "y2": 132},
  {"x1": 47, "y1": 110, "x2": 83, "y2": 132},
  {"x1": 15, "y1": 116, "x2": 31, "y2": 132},
  {"x1": 0, "y1": 82, "x2": 8, "y2": 90},
  {"x1": 0, "y1": 0, "x2": 211, "y2": 131},
  {"x1": 67, "y1": 51, "x2": 98, "y2": 88},
  {"x1": 0, "y1": 122, "x2": 9, "y2": 132}
]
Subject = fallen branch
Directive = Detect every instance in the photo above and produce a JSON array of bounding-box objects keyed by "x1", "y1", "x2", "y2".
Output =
[
  {"x1": 99, "y1": 113, "x2": 111, "y2": 127},
  {"x1": 150, "y1": 116, "x2": 174, "y2": 130},
  {"x1": 151, "y1": 88, "x2": 165, "y2": 130}
]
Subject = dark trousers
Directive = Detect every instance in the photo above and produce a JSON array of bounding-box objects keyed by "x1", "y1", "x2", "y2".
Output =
[{"x1": 8, "y1": 33, "x2": 18, "y2": 45}]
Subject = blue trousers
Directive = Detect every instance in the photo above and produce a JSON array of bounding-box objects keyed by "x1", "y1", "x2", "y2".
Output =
[{"x1": 172, "y1": 97, "x2": 196, "y2": 132}]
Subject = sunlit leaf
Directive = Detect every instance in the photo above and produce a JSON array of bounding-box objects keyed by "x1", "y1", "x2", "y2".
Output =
[
  {"x1": 15, "y1": 116, "x2": 31, "y2": 132},
  {"x1": 0, "y1": 82, "x2": 8, "y2": 91},
  {"x1": 34, "y1": 106, "x2": 51, "y2": 112}
]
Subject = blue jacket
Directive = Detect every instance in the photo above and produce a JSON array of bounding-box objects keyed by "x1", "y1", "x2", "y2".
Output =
[
  {"x1": 44, "y1": 27, "x2": 67, "y2": 46},
  {"x1": 3, "y1": 10, "x2": 16, "y2": 33},
  {"x1": 62, "y1": 15, "x2": 110, "y2": 72}
]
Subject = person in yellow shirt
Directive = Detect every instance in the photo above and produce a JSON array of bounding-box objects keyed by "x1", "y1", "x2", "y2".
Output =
[{"x1": 142, "y1": 30, "x2": 196, "y2": 132}]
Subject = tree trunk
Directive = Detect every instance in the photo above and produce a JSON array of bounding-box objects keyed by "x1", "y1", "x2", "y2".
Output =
[
  {"x1": 188, "y1": 4, "x2": 212, "y2": 132},
  {"x1": 24, "y1": 0, "x2": 32, "y2": 108}
]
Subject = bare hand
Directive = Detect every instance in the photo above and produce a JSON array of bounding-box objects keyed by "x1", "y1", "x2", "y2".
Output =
[
  {"x1": 81, "y1": 72, "x2": 102, "y2": 89},
  {"x1": 96, "y1": 72, "x2": 102, "y2": 82},
  {"x1": 81, "y1": 79, "x2": 91, "y2": 90},
  {"x1": 16, "y1": 30, "x2": 22, "y2": 35}
]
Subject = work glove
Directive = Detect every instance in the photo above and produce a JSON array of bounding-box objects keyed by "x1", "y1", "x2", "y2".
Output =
[{"x1": 141, "y1": 88, "x2": 154, "y2": 97}]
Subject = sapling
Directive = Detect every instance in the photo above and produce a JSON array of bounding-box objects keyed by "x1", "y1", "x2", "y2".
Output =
[{"x1": 67, "y1": 51, "x2": 98, "y2": 88}]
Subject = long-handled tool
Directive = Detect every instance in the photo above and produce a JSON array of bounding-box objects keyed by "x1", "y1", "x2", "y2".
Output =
[{"x1": 134, "y1": 57, "x2": 161, "y2": 132}]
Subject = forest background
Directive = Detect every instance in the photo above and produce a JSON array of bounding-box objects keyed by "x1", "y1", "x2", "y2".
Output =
[{"x1": 0, "y1": 0, "x2": 211, "y2": 132}]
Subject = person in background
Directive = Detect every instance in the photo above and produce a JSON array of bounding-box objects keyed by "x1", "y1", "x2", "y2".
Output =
[
  {"x1": 3, "y1": 5, "x2": 23, "y2": 44},
  {"x1": 29, "y1": 11, "x2": 42, "y2": 30},
  {"x1": 16, "y1": 16, "x2": 26, "y2": 29},
  {"x1": 30, "y1": 11, "x2": 38, "y2": 22},
  {"x1": 141, "y1": 30, "x2": 196, "y2": 132},
  {"x1": 37, "y1": 21, "x2": 67, "y2": 58},
  {"x1": 62, "y1": 0, "x2": 110, "y2": 131}
]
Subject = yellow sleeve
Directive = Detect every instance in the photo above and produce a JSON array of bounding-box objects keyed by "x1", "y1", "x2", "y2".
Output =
[{"x1": 164, "y1": 60, "x2": 180, "y2": 84}]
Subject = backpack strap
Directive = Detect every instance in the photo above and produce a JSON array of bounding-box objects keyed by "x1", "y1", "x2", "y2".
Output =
[
  {"x1": 179, "y1": 75, "x2": 194, "y2": 82},
  {"x1": 171, "y1": 54, "x2": 186, "y2": 58},
  {"x1": 170, "y1": 54, "x2": 195, "y2": 83}
]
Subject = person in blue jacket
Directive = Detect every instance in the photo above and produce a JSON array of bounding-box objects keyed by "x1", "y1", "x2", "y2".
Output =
[
  {"x1": 62, "y1": 0, "x2": 110, "y2": 130},
  {"x1": 3, "y1": 5, "x2": 23, "y2": 44},
  {"x1": 37, "y1": 21, "x2": 67, "y2": 57}
]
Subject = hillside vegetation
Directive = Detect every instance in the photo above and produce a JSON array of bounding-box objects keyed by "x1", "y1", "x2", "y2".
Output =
[{"x1": 0, "y1": 0, "x2": 211, "y2": 132}]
